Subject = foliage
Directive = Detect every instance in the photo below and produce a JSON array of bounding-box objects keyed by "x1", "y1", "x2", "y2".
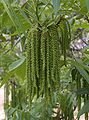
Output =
[{"x1": 0, "y1": 0, "x2": 89, "y2": 120}]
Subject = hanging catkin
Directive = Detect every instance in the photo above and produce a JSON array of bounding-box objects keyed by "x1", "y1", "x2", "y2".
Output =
[
  {"x1": 41, "y1": 30, "x2": 52, "y2": 101},
  {"x1": 46, "y1": 31, "x2": 51, "y2": 88},
  {"x1": 31, "y1": 31, "x2": 37, "y2": 99},
  {"x1": 46, "y1": 31, "x2": 53, "y2": 102},
  {"x1": 26, "y1": 31, "x2": 32, "y2": 105},
  {"x1": 32, "y1": 31, "x2": 38, "y2": 96},
  {"x1": 41, "y1": 30, "x2": 49, "y2": 98},
  {"x1": 26, "y1": 27, "x2": 42, "y2": 102},
  {"x1": 36, "y1": 27, "x2": 42, "y2": 98},
  {"x1": 26, "y1": 23, "x2": 61, "y2": 105},
  {"x1": 41, "y1": 31, "x2": 46, "y2": 94},
  {"x1": 60, "y1": 19, "x2": 71, "y2": 64},
  {"x1": 49, "y1": 25, "x2": 60, "y2": 87}
]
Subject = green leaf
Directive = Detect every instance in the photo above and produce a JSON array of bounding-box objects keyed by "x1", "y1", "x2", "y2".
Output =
[
  {"x1": 1, "y1": 0, "x2": 30, "y2": 34},
  {"x1": 0, "y1": 71, "x2": 13, "y2": 87},
  {"x1": 72, "y1": 60, "x2": 89, "y2": 84},
  {"x1": 0, "y1": 35, "x2": 6, "y2": 41},
  {"x1": 78, "y1": 100, "x2": 89, "y2": 119},
  {"x1": 8, "y1": 56, "x2": 26, "y2": 81},
  {"x1": 1, "y1": 0, "x2": 16, "y2": 27},
  {"x1": 14, "y1": 60, "x2": 26, "y2": 82},
  {"x1": 85, "y1": 0, "x2": 89, "y2": 11},
  {"x1": 79, "y1": 0, "x2": 87, "y2": 13},
  {"x1": 52, "y1": 0, "x2": 60, "y2": 15},
  {"x1": 0, "y1": 56, "x2": 26, "y2": 87},
  {"x1": 2, "y1": 12, "x2": 13, "y2": 29},
  {"x1": 9, "y1": 56, "x2": 25, "y2": 71},
  {"x1": 8, "y1": 107, "x2": 17, "y2": 116},
  {"x1": 76, "y1": 88, "x2": 89, "y2": 95},
  {"x1": 18, "y1": 6, "x2": 31, "y2": 25}
]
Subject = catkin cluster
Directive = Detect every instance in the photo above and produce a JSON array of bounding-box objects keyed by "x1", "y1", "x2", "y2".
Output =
[{"x1": 26, "y1": 19, "x2": 71, "y2": 105}]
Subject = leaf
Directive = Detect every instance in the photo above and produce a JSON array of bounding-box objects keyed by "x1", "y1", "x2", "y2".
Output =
[
  {"x1": 9, "y1": 56, "x2": 26, "y2": 81},
  {"x1": 1, "y1": 0, "x2": 16, "y2": 27},
  {"x1": 79, "y1": 0, "x2": 87, "y2": 13},
  {"x1": 2, "y1": 12, "x2": 13, "y2": 29},
  {"x1": 0, "y1": 35, "x2": 6, "y2": 41},
  {"x1": 60, "y1": 19, "x2": 71, "y2": 64},
  {"x1": 9, "y1": 56, "x2": 25, "y2": 71},
  {"x1": 8, "y1": 107, "x2": 17, "y2": 116},
  {"x1": 30, "y1": 97, "x2": 46, "y2": 119},
  {"x1": 18, "y1": 6, "x2": 31, "y2": 25},
  {"x1": 0, "y1": 54, "x2": 15, "y2": 67},
  {"x1": 1, "y1": 0, "x2": 30, "y2": 34},
  {"x1": 77, "y1": 67, "x2": 89, "y2": 84},
  {"x1": 0, "y1": 56, "x2": 26, "y2": 87},
  {"x1": 76, "y1": 88, "x2": 89, "y2": 95},
  {"x1": 14, "y1": 60, "x2": 26, "y2": 81},
  {"x1": 78, "y1": 100, "x2": 89, "y2": 119},
  {"x1": 52, "y1": 0, "x2": 60, "y2": 15},
  {"x1": 72, "y1": 60, "x2": 89, "y2": 84},
  {"x1": 85, "y1": 0, "x2": 89, "y2": 11},
  {"x1": 0, "y1": 71, "x2": 13, "y2": 87}
]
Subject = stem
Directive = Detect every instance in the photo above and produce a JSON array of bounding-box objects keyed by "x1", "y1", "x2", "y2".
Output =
[
  {"x1": 83, "y1": 80, "x2": 88, "y2": 120},
  {"x1": 77, "y1": 73, "x2": 81, "y2": 111},
  {"x1": 4, "y1": 83, "x2": 9, "y2": 119}
]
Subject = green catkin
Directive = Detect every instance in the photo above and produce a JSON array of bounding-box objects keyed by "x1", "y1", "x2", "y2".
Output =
[
  {"x1": 27, "y1": 27, "x2": 42, "y2": 102},
  {"x1": 35, "y1": 31, "x2": 39, "y2": 79},
  {"x1": 55, "y1": 28, "x2": 60, "y2": 87},
  {"x1": 64, "y1": 18, "x2": 71, "y2": 45},
  {"x1": 50, "y1": 25, "x2": 60, "y2": 88},
  {"x1": 41, "y1": 31, "x2": 48, "y2": 98},
  {"x1": 26, "y1": 24, "x2": 61, "y2": 105},
  {"x1": 48, "y1": 31, "x2": 53, "y2": 98},
  {"x1": 26, "y1": 31, "x2": 32, "y2": 106},
  {"x1": 48, "y1": 31, "x2": 54, "y2": 102},
  {"x1": 41, "y1": 31, "x2": 46, "y2": 94},
  {"x1": 31, "y1": 31, "x2": 37, "y2": 99},
  {"x1": 46, "y1": 31, "x2": 50, "y2": 88},
  {"x1": 62, "y1": 21, "x2": 67, "y2": 65},
  {"x1": 61, "y1": 19, "x2": 71, "y2": 65},
  {"x1": 46, "y1": 25, "x2": 61, "y2": 105},
  {"x1": 41, "y1": 30, "x2": 51, "y2": 101},
  {"x1": 50, "y1": 25, "x2": 56, "y2": 82},
  {"x1": 36, "y1": 27, "x2": 42, "y2": 98},
  {"x1": 47, "y1": 31, "x2": 53, "y2": 102},
  {"x1": 31, "y1": 29, "x2": 39, "y2": 97},
  {"x1": 33, "y1": 31, "x2": 38, "y2": 96}
]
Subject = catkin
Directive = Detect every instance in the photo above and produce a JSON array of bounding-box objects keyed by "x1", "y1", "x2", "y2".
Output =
[
  {"x1": 36, "y1": 27, "x2": 42, "y2": 98},
  {"x1": 26, "y1": 23, "x2": 61, "y2": 104},
  {"x1": 41, "y1": 30, "x2": 51, "y2": 100},
  {"x1": 41, "y1": 31, "x2": 46, "y2": 94},
  {"x1": 41, "y1": 31, "x2": 48, "y2": 97},
  {"x1": 33, "y1": 31, "x2": 37, "y2": 96},
  {"x1": 26, "y1": 31, "x2": 32, "y2": 105},
  {"x1": 60, "y1": 19, "x2": 71, "y2": 64},
  {"x1": 49, "y1": 25, "x2": 60, "y2": 86},
  {"x1": 46, "y1": 31, "x2": 50, "y2": 88}
]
